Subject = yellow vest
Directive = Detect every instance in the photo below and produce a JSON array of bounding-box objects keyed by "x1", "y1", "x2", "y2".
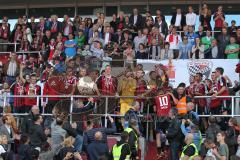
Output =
[
  {"x1": 112, "y1": 143, "x2": 130, "y2": 160},
  {"x1": 124, "y1": 127, "x2": 138, "y2": 149},
  {"x1": 180, "y1": 143, "x2": 199, "y2": 160},
  {"x1": 176, "y1": 96, "x2": 187, "y2": 115}
]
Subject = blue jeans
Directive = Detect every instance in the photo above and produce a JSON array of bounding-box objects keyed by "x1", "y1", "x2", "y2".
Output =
[
  {"x1": 170, "y1": 141, "x2": 180, "y2": 160},
  {"x1": 74, "y1": 135, "x2": 83, "y2": 152}
]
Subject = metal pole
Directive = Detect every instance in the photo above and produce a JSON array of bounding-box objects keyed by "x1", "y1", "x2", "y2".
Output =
[
  {"x1": 14, "y1": 43, "x2": 17, "y2": 52},
  {"x1": 3, "y1": 94, "x2": 6, "y2": 114},
  {"x1": 70, "y1": 96, "x2": 74, "y2": 123},
  {"x1": 231, "y1": 97, "x2": 234, "y2": 117},
  {"x1": 104, "y1": 97, "x2": 108, "y2": 127},
  {"x1": 146, "y1": 103, "x2": 149, "y2": 141}
]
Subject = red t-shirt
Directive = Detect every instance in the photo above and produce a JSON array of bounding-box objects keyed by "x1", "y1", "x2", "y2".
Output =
[
  {"x1": 24, "y1": 83, "x2": 41, "y2": 106},
  {"x1": 155, "y1": 94, "x2": 171, "y2": 117}
]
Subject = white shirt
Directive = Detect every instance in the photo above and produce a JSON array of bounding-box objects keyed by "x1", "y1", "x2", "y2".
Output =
[
  {"x1": 64, "y1": 25, "x2": 70, "y2": 36},
  {"x1": 175, "y1": 14, "x2": 182, "y2": 27},
  {"x1": 104, "y1": 33, "x2": 110, "y2": 45},
  {"x1": 5, "y1": 124, "x2": 11, "y2": 135},
  {"x1": 166, "y1": 34, "x2": 182, "y2": 49},
  {"x1": 186, "y1": 12, "x2": 197, "y2": 26},
  {"x1": 158, "y1": 21, "x2": 162, "y2": 33},
  {"x1": 7, "y1": 61, "x2": 17, "y2": 76},
  {"x1": 0, "y1": 145, "x2": 6, "y2": 154},
  {"x1": 134, "y1": 15, "x2": 137, "y2": 25}
]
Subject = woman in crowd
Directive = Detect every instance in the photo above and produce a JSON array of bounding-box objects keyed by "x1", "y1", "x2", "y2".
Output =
[{"x1": 191, "y1": 37, "x2": 205, "y2": 59}]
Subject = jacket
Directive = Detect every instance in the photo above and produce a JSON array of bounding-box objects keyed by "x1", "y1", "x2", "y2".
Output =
[
  {"x1": 87, "y1": 140, "x2": 109, "y2": 160},
  {"x1": 111, "y1": 140, "x2": 131, "y2": 160},
  {"x1": 205, "y1": 124, "x2": 221, "y2": 143},
  {"x1": 20, "y1": 111, "x2": 35, "y2": 134},
  {"x1": 171, "y1": 13, "x2": 186, "y2": 27},
  {"x1": 166, "y1": 118, "x2": 183, "y2": 142},
  {"x1": 29, "y1": 124, "x2": 47, "y2": 148}
]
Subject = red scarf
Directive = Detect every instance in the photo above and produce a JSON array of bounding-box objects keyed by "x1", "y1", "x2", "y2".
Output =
[{"x1": 169, "y1": 34, "x2": 178, "y2": 44}]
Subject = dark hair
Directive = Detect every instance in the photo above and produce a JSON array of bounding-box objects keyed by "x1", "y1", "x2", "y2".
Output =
[
  {"x1": 229, "y1": 117, "x2": 238, "y2": 126},
  {"x1": 20, "y1": 134, "x2": 29, "y2": 144},
  {"x1": 218, "y1": 131, "x2": 226, "y2": 138},
  {"x1": 196, "y1": 72, "x2": 203, "y2": 78},
  {"x1": 215, "y1": 67, "x2": 224, "y2": 75},
  {"x1": 33, "y1": 114, "x2": 42, "y2": 122},
  {"x1": 56, "y1": 117, "x2": 63, "y2": 125},
  {"x1": 177, "y1": 82, "x2": 186, "y2": 88},
  {"x1": 208, "y1": 116, "x2": 216, "y2": 124},
  {"x1": 121, "y1": 131, "x2": 129, "y2": 142}
]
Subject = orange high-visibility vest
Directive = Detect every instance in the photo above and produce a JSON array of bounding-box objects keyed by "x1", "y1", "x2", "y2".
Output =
[{"x1": 176, "y1": 96, "x2": 187, "y2": 115}]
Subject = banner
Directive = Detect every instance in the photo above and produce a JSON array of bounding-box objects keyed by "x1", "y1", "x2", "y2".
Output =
[{"x1": 137, "y1": 59, "x2": 239, "y2": 88}]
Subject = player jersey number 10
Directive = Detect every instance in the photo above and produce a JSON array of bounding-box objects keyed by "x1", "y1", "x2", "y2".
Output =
[{"x1": 158, "y1": 96, "x2": 169, "y2": 109}]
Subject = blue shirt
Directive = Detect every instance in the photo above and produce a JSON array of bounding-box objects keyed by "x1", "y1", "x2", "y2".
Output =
[
  {"x1": 64, "y1": 40, "x2": 77, "y2": 57},
  {"x1": 186, "y1": 33, "x2": 199, "y2": 46},
  {"x1": 179, "y1": 42, "x2": 192, "y2": 59}
]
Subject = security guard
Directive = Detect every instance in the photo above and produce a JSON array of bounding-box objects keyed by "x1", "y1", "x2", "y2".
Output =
[
  {"x1": 180, "y1": 133, "x2": 199, "y2": 160},
  {"x1": 124, "y1": 119, "x2": 140, "y2": 159},
  {"x1": 112, "y1": 131, "x2": 131, "y2": 160}
]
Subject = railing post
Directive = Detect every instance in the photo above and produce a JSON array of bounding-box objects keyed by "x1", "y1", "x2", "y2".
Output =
[
  {"x1": 14, "y1": 42, "x2": 17, "y2": 52},
  {"x1": 146, "y1": 103, "x2": 149, "y2": 141},
  {"x1": 3, "y1": 94, "x2": 7, "y2": 114},
  {"x1": 36, "y1": 96, "x2": 39, "y2": 110},
  {"x1": 70, "y1": 96, "x2": 74, "y2": 123},
  {"x1": 231, "y1": 97, "x2": 235, "y2": 117},
  {"x1": 104, "y1": 97, "x2": 108, "y2": 128}
]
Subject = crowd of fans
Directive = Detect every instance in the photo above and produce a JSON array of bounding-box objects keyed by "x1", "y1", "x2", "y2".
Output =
[{"x1": 0, "y1": 3, "x2": 239, "y2": 160}]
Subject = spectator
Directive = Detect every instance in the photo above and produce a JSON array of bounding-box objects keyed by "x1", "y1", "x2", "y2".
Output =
[
  {"x1": 235, "y1": 135, "x2": 240, "y2": 159},
  {"x1": 181, "y1": 120, "x2": 202, "y2": 150},
  {"x1": 21, "y1": 105, "x2": 39, "y2": 134},
  {"x1": 209, "y1": 39, "x2": 219, "y2": 59},
  {"x1": 204, "y1": 139, "x2": 217, "y2": 159},
  {"x1": 212, "y1": 132, "x2": 229, "y2": 160},
  {"x1": 180, "y1": 133, "x2": 199, "y2": 159},
  {"x1": 205, "y1": 116, "x2": 221, "y2": 143},
  {"x1": 166, "y1": 108, "x2": 184, "y2": 160},
  {"x1": 111, "y1": 131, "x2": 131, "y2": 160},
  {"x1": 160, "y1": 42, "x2": 173, "y2": 60},
  {"x1": 228, "y1": 20, "x2": 237, "y2": 36},
  {"x1": 133, "y1": 30, "x2": 147, "y2": 52},
  {"x1": 199, "y1": 4, "x2": 212, "y2": 31},
  {"x1": 123, "y1": 101, "x2": 141, "y2": 130},
  {"x1": 83, "y1": 115, "x2": 116, "y2": 151},
  {"x1": 165, "y1": 26, "x2": 182, "y2": 58},
  {"x1": 129, "y1": 8, "x2": 143, "y2": 31},
  {"x1": 196, "y1": 25, "x2": 206, "y2": 38},
  {"x1": 213, "y1": 6, "x2": 225, "y2": 31},
  {"x1": 225, "y1": 36, "x2": 239, "y2": 59},
  {"x1": 75, "y1": 30, "x2": 86, "y2": 49},
  {"x1": 18, "y1": 134, "x2": 32, "y2": 160},
  {"x1": 123, "y1": 42, "x2": 135, "y2": 68},
  {"x1": 225, "y1": 117, "x2": 239, "y2": 158},
  {"x1": 171, "y1": 8, "x2": 186, "y2": 31},
  {"x1": 3, "y1": 52, "x2": 20, "y2": 85},
  {"x1": 178, "y1": 35, "x2": 192, "y2": 59},
  {"x1": 202, "y1": 29, "x2": 214, "y2": 53},
  {"x1": 29, "y1": 114, "x2": 48, "y2": 149},
  {"x1": 91, "y1": 40, "x2": 104, "y2": 59},
  {"x1": 135, "y1": 43, "x2": 148, "y2": 59},
  {"x1": 154, "y1": 15, "x2": 168, "y2": 37},
  {"x1": 186, "y1": 6, "x2": 197, "y2": 26},
  {"x1": 148, "y1": 38, "x2": 161, "y2": 60},
  {"x1": 55, "y1": 136, "x2": 76, "y2": 160},
  {"x1": 191, "y1": 37, "x2": 205, "y2": 59},
  {"x1": 64, "y1": 33, "x2": 77, "y2": 59},
  {"x1": 187, "y1": 25, "x2": 199, "y2": 46},
  {"x1": 87, "y1": 131, "x2": 109, "y2": 160}
]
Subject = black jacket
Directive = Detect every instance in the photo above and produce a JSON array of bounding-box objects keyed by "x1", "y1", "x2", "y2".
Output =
[
  {"x1": 154, "y1": 20, "x2": 168, "y2": 35},
  {"x1": 87, "y1": 141, "x2": 109, "y2": 160},
  {"x1": 127, "y1": 127, "x2": 139, "y2": 158},
  {"x1": 18, "y1": 144, "x2": 32, "y2": 160},
  {"x1": 129, "y1": 14, "x2": 143, "y2": 30},
  {"x1": 170, "y1": 13, "x2": 186, "y2": 27},
  {"x1": 166, "y1": 118, "x2": 183, "y2": 142},
  {"x1": 21, "y1": 112, "x2": 35, "y2": 134},
  {"x1": 29, "y1": 124, "x2": 47, "y2": 148},
  {"x1": 205, "y1": 124, "x2": 221, "y2": 143}
]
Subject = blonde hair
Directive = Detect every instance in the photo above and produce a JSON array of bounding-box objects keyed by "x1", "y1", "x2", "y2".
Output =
[
  {"x1": 62, "y1": 136, "x2": 75, "y2": 147},
  {"x1": 0, "y1": 135, "x2": 7, "y2": 144}
]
